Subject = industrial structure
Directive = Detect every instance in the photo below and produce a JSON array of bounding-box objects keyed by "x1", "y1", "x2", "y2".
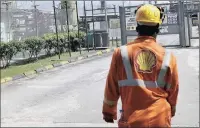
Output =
[
  {"x1": 1, "y1": 1, "x2": 17, "y2": 42},
  {"x1": 1, "y1": 1, "x2": 199, "y2": 46},
  {"x1": 1, "y1": 0, "x2": 78, "y2": 42}
]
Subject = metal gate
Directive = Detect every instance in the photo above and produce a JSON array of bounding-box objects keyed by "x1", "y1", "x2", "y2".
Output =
[
  {"x1": 183, "y1": 1, "x2": 200, "y2": 47},
  {"x1": 119, "y1": 2, "x2": 185, "y2": 47}
]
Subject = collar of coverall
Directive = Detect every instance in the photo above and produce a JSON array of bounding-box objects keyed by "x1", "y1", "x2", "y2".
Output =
[{"x1": 135, "y1": 36, "x2": 157, "y2": 43}]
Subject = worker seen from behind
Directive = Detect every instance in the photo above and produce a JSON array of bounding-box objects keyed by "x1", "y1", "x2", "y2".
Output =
[{"x1": 102, "y1": 4, "x2": 179, "y2": 127}]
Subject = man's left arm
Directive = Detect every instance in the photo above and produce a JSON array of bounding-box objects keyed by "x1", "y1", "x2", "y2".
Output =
[
  {"x1": 102, "y1": 50, "x2": 120, "y2": 123},
  {"x1": 166, "y1": 54, "x2": 179, "y2": 117}
]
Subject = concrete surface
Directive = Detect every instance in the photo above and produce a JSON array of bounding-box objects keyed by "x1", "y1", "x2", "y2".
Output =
[{"x1": 1, "y1": 35, "x2": 199, "y2": 127}]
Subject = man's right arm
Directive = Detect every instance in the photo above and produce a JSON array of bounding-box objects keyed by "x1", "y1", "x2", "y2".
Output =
[{"x1": 166, "y1": 54, "x2": 179, "y2": 117}]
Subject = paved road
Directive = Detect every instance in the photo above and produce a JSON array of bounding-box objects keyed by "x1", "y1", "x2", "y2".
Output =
[{"x1": 1, "y1": 39, "x2": 199, "y2": 127}]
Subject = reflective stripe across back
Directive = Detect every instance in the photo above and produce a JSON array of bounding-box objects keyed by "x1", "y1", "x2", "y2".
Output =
[
  {"x1": 118, "y1": 45, "x2": 171, "y2": 88},
  {"x1": 118, "y1": 79, "x2": 159, "y2": 88}
]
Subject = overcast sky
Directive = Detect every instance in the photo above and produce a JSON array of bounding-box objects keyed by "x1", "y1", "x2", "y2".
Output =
[{"x1": 16, "y1": 1, "x2": 170, "y2": 16}]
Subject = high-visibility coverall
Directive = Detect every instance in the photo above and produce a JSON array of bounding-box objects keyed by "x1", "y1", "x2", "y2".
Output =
[{"x1": 102, "y1": 36, "x2": 179, "y2": 127}]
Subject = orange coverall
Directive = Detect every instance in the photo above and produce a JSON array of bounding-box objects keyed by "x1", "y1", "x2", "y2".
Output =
[{"x1": 102, "y1": 36, "x2": 179, "y2": 127}]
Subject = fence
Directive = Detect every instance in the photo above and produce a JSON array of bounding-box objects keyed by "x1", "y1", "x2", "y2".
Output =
[
  {"x1": 183, "y1": 1, "x2": 200, "y2": 47},
  {"x1": 119, "y1": 1, "x2": 200, "y2": 47}
]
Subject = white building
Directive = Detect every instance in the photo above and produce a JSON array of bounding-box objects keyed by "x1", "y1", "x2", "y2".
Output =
[{"x1": 1, "y1": 1, "x2": 17, "y2": 42}]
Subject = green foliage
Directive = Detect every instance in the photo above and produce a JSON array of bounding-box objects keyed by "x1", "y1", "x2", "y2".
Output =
[
  {"x1": 1, "y1": 31, "x2": 86, "y2": 68},
  {"x1": 0, "y1": 41, "x2": 23, "y2": 68},
  {"x1": 42, "y1": 31, "x2": 86, "y2": 55},
  {"x1": 0, "y1": 42, "x2": 6, "y2": 60},
  {"x1": 24, "y1": 37, "x2": 44, "y2": 60},
  {"x1": 42, "y1": 33, "x2": 57, "y2": 56},
  {"x1": 9, "y1": 40, "x2": 24, "y2": 54}
]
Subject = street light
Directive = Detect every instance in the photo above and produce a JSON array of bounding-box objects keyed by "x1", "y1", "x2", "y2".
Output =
[
  {"x1": 83, "y1": 0, "x2": 89, "y2": 52},
  {"x1": 52, "y1": 0, "x2": 60, "y2": 59},
  {"x1": 65, "y1": 1, "x2": 71, "y2": 57},
  {"x1": 104, "y1": 0, "x2": 108, "y2": 33},
  {"x1": 198, "y1": 2, "x2": 200, "y2": 45},
  {"x1": 32, "y1": 0, "x2": 39, "y2": 37},
  {"x1": 91, "y1": 1, "x2": 96, "y2": 50},
  {"x1": 75, "y1": 1, "x2": 81, "y2": 54}
]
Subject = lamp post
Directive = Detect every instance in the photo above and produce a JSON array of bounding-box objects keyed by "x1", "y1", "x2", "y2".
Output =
[
  {"x1": 65, "y1": 1, "x2": 71, "y2": 57},
  {"x1": 76, "y1": 1, "x2": 81, "y2": 54},
  {"x1": 53, "y1": 0, "x2": 60, "y2": 59},
  {"x1": 91, "y1": 1, "x2": 96, "y2": 50},
  {"x1": 104, "y1": 0, "x2": 108, "y2": 33},
  {"x1": 198, "y1": 2, "x2": 200, "y2": 45},
  {"x1": 33, "y1": 0, "x2": 39, "y2": 37}
]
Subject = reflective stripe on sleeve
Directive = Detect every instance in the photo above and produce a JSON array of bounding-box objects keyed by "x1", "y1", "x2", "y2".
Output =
[
  {"x1": 171, "y1": 105, "x2": 176, "y2": 111},
  {"x1": 103, "y1": 98, "x2": 117, "y2": 106},
  {"x1": 157, "y1": 50, "x2": 171, "y2": 88},
  {"x1": 120, "y1": 46, "x2": 134, "y2": 80},
  {"x1": 165, "y1": 83, "x2": 171, "y2": 90}
]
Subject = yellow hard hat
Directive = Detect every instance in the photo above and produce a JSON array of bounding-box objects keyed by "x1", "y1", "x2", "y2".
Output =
[{"x1": 135, "y1": 4, "x2": 165, "y2": 26}]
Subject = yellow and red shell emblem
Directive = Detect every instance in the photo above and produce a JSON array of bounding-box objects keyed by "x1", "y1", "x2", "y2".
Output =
[{"x1": 135, "y1": 50, "x2": 157, "y2": 73}]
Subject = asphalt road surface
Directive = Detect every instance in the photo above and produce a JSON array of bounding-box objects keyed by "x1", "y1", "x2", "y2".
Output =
[{"x1": 1, "y1": 37, "x2": 199, "y2": 127}]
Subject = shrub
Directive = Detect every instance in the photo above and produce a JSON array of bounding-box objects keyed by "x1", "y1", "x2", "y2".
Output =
[
  {"x1": 43, "y1": 33, "x2": 57, "y2": 56},
  {"x1": 24, "y1": 37, "x2": 44, "y2": 60},
  {"x1": 0, "y1": 41, "x2": 23, "y2": 68}
]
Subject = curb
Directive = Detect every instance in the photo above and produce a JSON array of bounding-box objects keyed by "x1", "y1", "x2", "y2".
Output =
[
  {"x1": 1, "y1": 77, "x2": 13, "y2": 84},
  {"x1": 97, "y1": 51, "x2": 103, "y2": 55},
  {"x1": 1, "y1": 79, "x2": 6, "y2": 84},
  {"x1": 12, "y1": 74, "x2": 25, "y2": 80},
  {"x1": 60, "y1": 61, "x2": 69, "y2": 65},
  {"x1": 53, "y1": 63, "x2": 62, "y2": 68},
  {"x1": 24, "y1": 70, "x2": 37, "y2": 76},
  {"x1": 45, "y1": 65, "x2": 54, "y2": 70},
  {"x1": 77, "y1": 56, "x2": 85, "y2": 60},
  {"x1": 35, "y1": 67, "x2": 47, "y2": 73},
  {"x1": 1, "y1": 48, "x2": 114, "y2": 85}
]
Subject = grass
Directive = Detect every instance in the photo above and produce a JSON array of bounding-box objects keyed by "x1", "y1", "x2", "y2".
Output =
[{"x1": 1, "y1": 51, "x2": 89, "y2": 78}]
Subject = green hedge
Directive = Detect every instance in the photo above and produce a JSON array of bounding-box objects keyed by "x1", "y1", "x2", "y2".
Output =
[
  {"x1": 0, "y1": 41, "x2": 23, "y2": 68},
  {"x1": 0, "y1": 31, "x2": 86, "y2": 68}
]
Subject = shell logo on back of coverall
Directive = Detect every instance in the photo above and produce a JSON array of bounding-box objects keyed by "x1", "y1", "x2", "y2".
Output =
[{"x1": 135, "y1": 49, "x2": 157, "y2": 73}]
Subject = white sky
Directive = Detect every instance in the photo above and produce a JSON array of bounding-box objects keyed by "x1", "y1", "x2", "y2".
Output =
[{"x1": 16, "y1": 1, "x2": 170, "y2": 16}]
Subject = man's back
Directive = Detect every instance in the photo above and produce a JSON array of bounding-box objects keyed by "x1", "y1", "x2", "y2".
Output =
[{"x1": 102, "y1": 36, "x2": 179, "y2": 127}]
